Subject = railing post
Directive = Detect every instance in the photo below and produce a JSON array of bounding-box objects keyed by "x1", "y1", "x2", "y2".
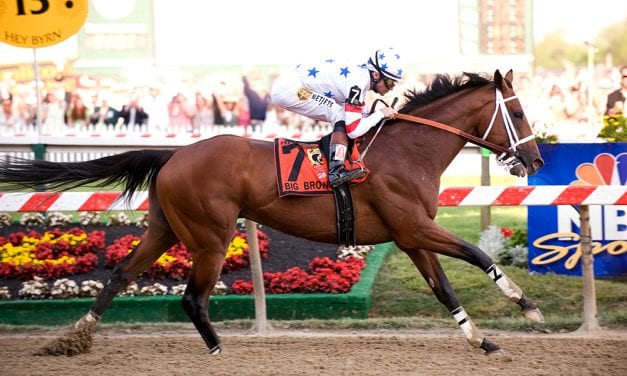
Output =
[
  {"x1": 577, "y1": 205, "x2": 601, "y2": 332},
  {"x1": 245, "y1": 219, "x2": 272, "y2": 333},
  {"x1": 32, "y1": 143, "x2": 46, "y2": 192},
  {"x1": 480, "y1": 147, "x2": 491, "y2": 230},
  {"x1": 32, "y1": 143, "x2": 46, "y2": 161}
]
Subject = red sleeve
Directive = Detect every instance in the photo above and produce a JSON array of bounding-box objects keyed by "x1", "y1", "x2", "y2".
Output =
[{"x1": 344, "y1": 103, "x2": 363, "y2": 134}]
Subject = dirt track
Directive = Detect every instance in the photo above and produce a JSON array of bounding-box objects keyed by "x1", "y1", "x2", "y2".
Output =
[{"x1": 1, "y1": 327, "x2": 625, "y2": 375}]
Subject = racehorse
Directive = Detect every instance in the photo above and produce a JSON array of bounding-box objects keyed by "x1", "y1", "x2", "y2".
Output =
[{"x1": 0, "y1": 69, "x2": 544, "y2": 356}]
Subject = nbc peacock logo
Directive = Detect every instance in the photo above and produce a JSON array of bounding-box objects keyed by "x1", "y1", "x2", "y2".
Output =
[{"x1": 570, "y1": 153, "x2": 627, "y2": 186}]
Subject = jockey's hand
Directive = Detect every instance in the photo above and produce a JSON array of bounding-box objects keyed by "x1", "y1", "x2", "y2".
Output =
[{"x1": 380, "y1": 107, "x2": 397, "y2": 119}]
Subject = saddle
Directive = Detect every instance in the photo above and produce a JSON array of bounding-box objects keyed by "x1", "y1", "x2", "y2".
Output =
[{"x1": 273, "y1": 135, "x2": 368, "y2": 247}]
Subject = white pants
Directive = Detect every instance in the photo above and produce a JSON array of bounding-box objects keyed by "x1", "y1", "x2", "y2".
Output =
[{"x1": 271, "y1": 71, "x2": 344, "y2": 126}]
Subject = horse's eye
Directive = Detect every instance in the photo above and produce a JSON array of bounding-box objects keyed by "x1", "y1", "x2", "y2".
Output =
[{"x1": 513, "y1": 112, "x2": 523, "y2": 119}]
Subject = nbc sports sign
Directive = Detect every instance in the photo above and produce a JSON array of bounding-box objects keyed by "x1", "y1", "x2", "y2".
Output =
[{"x1": 528, "y1": 143, "x2": 626, "y2": 277}]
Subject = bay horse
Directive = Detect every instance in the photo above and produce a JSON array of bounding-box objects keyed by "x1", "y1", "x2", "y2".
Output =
[{"x1": 0, "y1": 69, "x2": 545, "y2": 356}]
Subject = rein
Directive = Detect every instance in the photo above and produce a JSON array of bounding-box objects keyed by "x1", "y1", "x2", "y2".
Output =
[
  {"x1": 367, "y1": 87, "x2": 536, "y2": 159},
  {"x1": 394, "y1": 113, "x2": 514, "y2": 157}
]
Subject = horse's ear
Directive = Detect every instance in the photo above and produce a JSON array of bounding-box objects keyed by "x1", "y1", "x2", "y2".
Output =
[
  {"x1": 494, "y1": 69, "x2": 504, "y2": 91},
  {"x1": 505, "y1": 69, "x2": 514, "y2": 82}
]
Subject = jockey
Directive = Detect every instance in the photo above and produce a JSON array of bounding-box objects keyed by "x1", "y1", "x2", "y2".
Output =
[{"x1": 271, "y1": 47, "x2": 404, "y2": 187}]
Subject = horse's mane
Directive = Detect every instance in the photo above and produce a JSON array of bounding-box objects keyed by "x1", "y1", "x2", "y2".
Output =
[{"x1": 399, "y1": 72, "x2": 492, "y2": 114}]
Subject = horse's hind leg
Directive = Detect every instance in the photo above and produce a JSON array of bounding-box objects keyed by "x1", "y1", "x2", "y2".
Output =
[
  {"x1": 84, "y1": 224, "x2": 179, "y2": 321},
  {"x1": 38, "y1": 204, "x2": 180, "y2": 356},
  {"x1": 166, "y1": 207, "x2": 236, "y2": 355},
  {"x1": 404, "y1": 249, "x2": 503, "y2": 355},
  {"x1": 182, "y1": 251, "x2": 226, "y2": 354}
]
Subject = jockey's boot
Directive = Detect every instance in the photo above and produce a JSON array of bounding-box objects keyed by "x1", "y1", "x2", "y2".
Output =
[
  {"x1": 328, "y1": 142, "x2": 365, "y2": 188},
  {"x1": 327, "y1": 121, "x2": 365, "y2": 187}
]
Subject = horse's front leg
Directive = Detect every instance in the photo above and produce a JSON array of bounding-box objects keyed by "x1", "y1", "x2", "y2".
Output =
[
  {"x1": 404, "y1": 248, "x2": 504, "y2": 356},
  {"x1": 485, "y1": 264, "x2": 544, "y2": 322},
  {"x1": 397, "y1": 220, "x2": 544, "y2": 323}
]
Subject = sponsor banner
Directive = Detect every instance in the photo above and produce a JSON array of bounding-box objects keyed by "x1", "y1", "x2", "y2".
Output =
[
  {"x1": 0, "y1": 0, "x2": 88, "y2": 48},
  {"x1": 528, "y1": 143, "x2": 626, "y2": 277}
]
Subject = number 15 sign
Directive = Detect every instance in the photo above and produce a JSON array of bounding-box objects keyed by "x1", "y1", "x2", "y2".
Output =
[{"x1": 0, "y1": 0, "x2": 88, "y2": 48}]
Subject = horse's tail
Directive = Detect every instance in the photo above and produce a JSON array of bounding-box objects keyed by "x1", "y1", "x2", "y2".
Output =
[{"x1": 0, "y1": 150, "x2": 174, "y2": 202}]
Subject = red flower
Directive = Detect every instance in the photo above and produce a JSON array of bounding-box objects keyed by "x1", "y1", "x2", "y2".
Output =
[
  {"x1": 231, "y1": 280, "x2": 254, "y2": 294},
  {"x1": 104, "y1": 230, "x2": 269, "y2": 280},
  {"x1": 500, "y1": 227, "x2": 514, "y2": 238},
  {"x1": 230, "y1": 256, "x2": 366, "y2": 295}
]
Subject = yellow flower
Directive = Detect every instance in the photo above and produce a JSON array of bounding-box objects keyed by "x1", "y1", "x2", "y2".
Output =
[
  {"x1": 225, "y1": 236, "x2": 248, "y2": 259},
  {"x1": 156, "y1": 253, "x2": 177, "y2": 266},
  {"x1": 0, "y1": 230, "x2": 88, "y2": 267}
]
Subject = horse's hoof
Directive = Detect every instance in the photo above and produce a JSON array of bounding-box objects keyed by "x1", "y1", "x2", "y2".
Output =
[
  {"x1": 479, "y1": 338, "x2": 501, "y2": 355},
  {"x1": 209, "y1": 344, "x2": 222, "y2": 355},
  {"x1": 522, "y1": 307, "x2": 545, "y2": 323}
]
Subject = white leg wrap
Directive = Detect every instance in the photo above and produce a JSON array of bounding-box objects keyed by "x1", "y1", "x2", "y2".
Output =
[
  {"x1": 451, "y1": 307, "x2": 483, "y2": 347},
  {"x1": 486, "y1": 264, "x2": 522, "y2": 302},
  {"x1": 74, "y1": 311, "x2": 101, "y2": 330}
]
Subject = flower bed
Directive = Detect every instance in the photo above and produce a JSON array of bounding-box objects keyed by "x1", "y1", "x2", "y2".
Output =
[
  {"x1": 0, "y1": 228, "x2": 104, "y2": 280},
  {"x1": 0, "y1": 221, "x2": 369, "y2": 301},
  {"x1": 231, "y1": 256, "x2": 365, "y2": 294}
]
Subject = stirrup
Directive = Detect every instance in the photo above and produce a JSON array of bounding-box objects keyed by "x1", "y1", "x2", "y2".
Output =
[{"x1": 329, "y1": 168, "x2": 365, "y2": 187}]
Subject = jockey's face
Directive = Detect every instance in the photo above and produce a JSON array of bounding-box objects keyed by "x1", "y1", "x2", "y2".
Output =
[{"x1": 371, "y1": 71, "x2": 395, "y2": 95}]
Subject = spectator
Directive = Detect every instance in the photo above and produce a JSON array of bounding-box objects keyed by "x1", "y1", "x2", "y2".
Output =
[
  {"x1": 42, "y1": 90, "x2": 67, "y2": 134},
  {"x1": 0, "y1": 95, "x2": 24, "y2": 135},
  {"x1": 118, "y1": 97, "x2": 149, "y2": 131},
  {"x1": 605, "y1": 65, "x2": 627, "y2": 116},
  {"x1": 15, "y1": 96, "x2": 35, "y2": 131},
  {"x1": 89, "y1": 97, "x2": 119, "y2": 131},
  {"x1": 563, "y1": 82, "x2": 586, "y2": 122},
  {"x1": 66, "y1": 94, "x2": 91, "y2": 130},
  {"x1": 214, "y1": 94, "x2": 241, "y2": 127},
  {"x1": 140, "y1": 86, "x2": 169, "y2": 132},
  {"x1": 167, "y1": 93, "x2": 196, "y2": 133},
  {"x1": 193, "y1": 92, "x2": 214, "y2": 136},
  {"x1": 547, "y1": 84, "x2": 568, "y2": 125},
  {"x1": 211, "y1": 92, "x2": 225, "y2": 126},
  {"x1": 238, "y1": 96, "x2": 250, "y2": 130},
  {"x1": 242, "y1": 75, "x2": 271, "y2": 133}
]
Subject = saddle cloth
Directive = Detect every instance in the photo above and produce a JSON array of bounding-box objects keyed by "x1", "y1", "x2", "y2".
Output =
[{"x1": 273, "y1": 138, "x2": 368, "y2": 197}]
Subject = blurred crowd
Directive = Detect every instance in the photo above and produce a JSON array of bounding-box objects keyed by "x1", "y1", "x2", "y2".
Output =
[
  {"x1": 0, "y1": 64, "x2": 624, "y2": 141},
  {"x1": 517, "y1": 64, "x2": 624, "y2": 141},
  {"x1": 0, "y1": 72, "x2": 332, "y2": 139}
]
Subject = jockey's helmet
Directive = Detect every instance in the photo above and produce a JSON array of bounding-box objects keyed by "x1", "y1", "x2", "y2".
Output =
[{"x1": 367, "y1": 47, "x2": 404, "y2": 82}]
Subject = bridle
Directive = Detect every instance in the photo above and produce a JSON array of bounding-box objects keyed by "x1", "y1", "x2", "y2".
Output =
[
  {"x1": 364, "y1": 87, "x2": 535, "y2": 170},
  {"x1": 480, "y1": 88, "x2": 535, "y2": 168}
]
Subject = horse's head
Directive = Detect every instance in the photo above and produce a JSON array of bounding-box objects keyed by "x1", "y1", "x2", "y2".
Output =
[{"x1": 480, "y1": 69, "x2": 544, "y2": 177}]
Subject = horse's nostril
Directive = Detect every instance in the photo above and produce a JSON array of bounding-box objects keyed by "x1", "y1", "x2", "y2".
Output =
[{"x1": 533, "y1": 158, "x2": 544, "y2": 169}]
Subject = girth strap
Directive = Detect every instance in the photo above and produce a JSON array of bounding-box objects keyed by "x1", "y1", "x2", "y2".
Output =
[{"x1": 332, "y1": 183, "x2": 356, "y2": 247}]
